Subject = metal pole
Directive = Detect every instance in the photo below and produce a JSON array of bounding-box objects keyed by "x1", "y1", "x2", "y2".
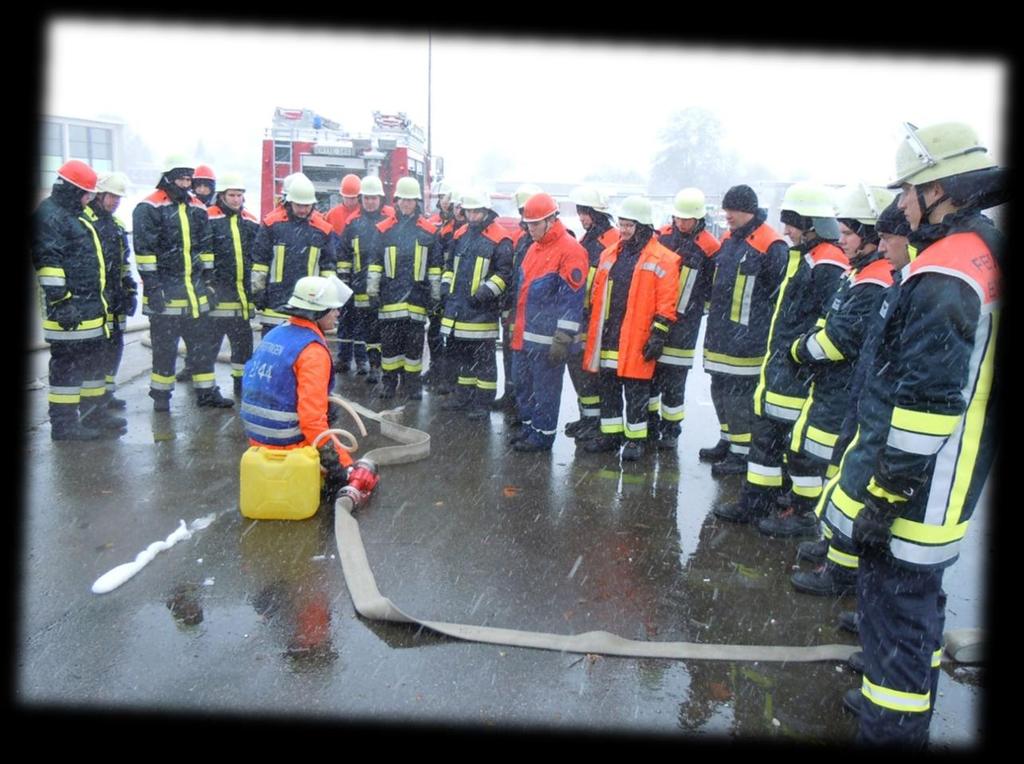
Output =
[{"x1": 427, "y1": 31, "x2": 432, "y2": 181}]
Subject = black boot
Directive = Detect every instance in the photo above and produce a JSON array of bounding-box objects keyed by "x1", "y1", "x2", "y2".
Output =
[
  {"x1": 376, "y1": 372, "x2": 398, "y2": 399},
  {"x1": 365, "y1": 366, "x2": 381, "y2": 385},
  {"x1": 712, "y1": 500, "x2": 765, "y2": 524},
  {"x1": 621, "y1": 440, "x2": 645, "y2": 461},
  {"x1": 842, "y1": 688, "x2": 863, "y2": 717},
  {"x1": 104, "y1": 393, "x2": 127, "y2": 410},
  {"x1": 175, "y1": 366, "x2": 192, "y2": 383},
  {"x1": 356, "y1": 360, "x2": 370, "y2": 376},
  {"x1": 796, "y1": 538, "x2": 829, "y2": 564},
  {"x1": 710, "y1": 451, "x2": 747, "y2": 477},
  {"x1": 583, "y1": 435, "x2": 622, "y2": 453},
  {"x1": 571, "y1": 418, "x2": 600, "y2": 441},
  {"x1": 151, "y1": 392, "x2": 171, "y2": 412},
  {"x1": 405, "y1": 371, "x2": 422, "y2": 401},
  {"x1": 790, "y1": 563, "x2": 857, "y2": 596},
  {"x1": 757, "y1": 507, "x2": 819, "y2": 538},
  {"x1": 233, "y1": 377, "x2": 243, "y2": 396},
  {"x1": 847, "y1": 651, "x2": 865, "y2": 674},
  {"x1": 50, "y1": 406, "x2": 102, "y2": 442},
  {"x1": 197, "y1": 388, "x2": 235, "y2": 408},
  {"x1": 698, "y1": 438, "x2": 730, "y2": 462}
]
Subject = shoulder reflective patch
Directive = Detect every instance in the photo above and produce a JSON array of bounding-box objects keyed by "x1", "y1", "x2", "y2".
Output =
[{"x1": 571, "y1": 268, "x2": 583, "y2": 284}]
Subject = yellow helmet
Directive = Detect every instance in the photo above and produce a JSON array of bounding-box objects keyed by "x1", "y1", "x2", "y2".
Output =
[
  {"x1": 835, "y1": 184, "x2": 894, "y2": 225},
  {"x1": 617, "y1": 195, "x2": 653, "y2": 226},
  {"x1": 672, "y1": 188, "x2": 706, "y2": 220}
]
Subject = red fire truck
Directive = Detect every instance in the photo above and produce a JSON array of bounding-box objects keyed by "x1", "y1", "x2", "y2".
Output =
[{"x1": 260, "y1": 107, "x2": 442, "y2": 216}]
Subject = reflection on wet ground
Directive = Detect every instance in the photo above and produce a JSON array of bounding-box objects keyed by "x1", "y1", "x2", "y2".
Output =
[{"x1": 18, "y1": 334, "x2": 986, "y2": 745}]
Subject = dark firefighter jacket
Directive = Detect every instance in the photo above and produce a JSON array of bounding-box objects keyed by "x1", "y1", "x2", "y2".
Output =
[
  {"x1": 133, "y1": 189, "x2": 214, "y2": 318},
  {"x1": 702, "y1": 209, "x2": 787, "y2": 376},
  {"x1": 753, "y1": 239, "x2": 849, "y2": 421},
  {"x1": 252, "y1": 206, "x2": 335, "y2": 322},
  {"x1": 337, "y1": 206, "x2": 393, "y2": 305},
  {"x1": 657, "y1": 221, "x2": 719, "y2": 367},
  {"x1": 369, "y1": 208, "x2": 441, "y2": 322},
  {"x1": 207, "y1": 203, "x2": 260, "y2": 319},
  {"x1": 32, "y1": 183, "x2": 109, "y2": 342},
  {"x1": 441, "y1": 211, "x2": 514, "y2": 340}
]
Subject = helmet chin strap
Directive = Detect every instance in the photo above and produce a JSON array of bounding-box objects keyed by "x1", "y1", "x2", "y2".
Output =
[{"x1": 918, "y1": 185, "x2": 949, "y2": 225}]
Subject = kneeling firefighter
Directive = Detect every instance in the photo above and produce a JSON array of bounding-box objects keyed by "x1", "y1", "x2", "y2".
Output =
[{"x1": 240, "y1": 275, "x2": 378, "y2": 504}]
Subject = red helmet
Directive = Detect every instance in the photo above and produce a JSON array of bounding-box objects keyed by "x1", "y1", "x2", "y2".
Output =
[
  {"x1": 57, "y1": 159, "x2": 98, "y2": 193},
  {"x1": 193, "y1": 165, "x2": 216, "y2": 181},
  {"x1": 522, "y1": 192, "x2": 559, "y2": 223},
  {"x1": 340, "y1": 174, "x2": 361, "y2": 197}
]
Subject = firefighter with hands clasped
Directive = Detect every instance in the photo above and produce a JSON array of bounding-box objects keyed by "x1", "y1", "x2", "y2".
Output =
[
  {"x1": 134, "y1": 154, "x2": 232, "y2": 412},
  {"x1": 507, "y1": 192, "x2": 588, "y2": 453},
  {"x1": 250, "y1": 173, "x2": 336, "y2": 339},
  {"x1": 438, "y1": 188, "x2": 514, "y2": 420},
  {"x1": 714, "y1": 182, "x2": 848, "y2": 524},
  {"x1": 365, "y1": 176, "x2": 441, "y2": 400},
  {"x1": 699, "y1": 185, "x2": 788, "y2": 474},
  {"x1": 581, "y1": 195, "x2": 680, "y2": 461},
  {"x1": 204, "y1": 171, "x2": 260, "y2": 396},
  {"x1": 651, "y1": 187, "x2": 720, "y2": 450}
]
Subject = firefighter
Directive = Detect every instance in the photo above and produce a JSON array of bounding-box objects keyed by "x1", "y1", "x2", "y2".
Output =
[
  {"x1": 781, "y1": 184, "x2": 895, "y2": 595},
  {"x1": 716, "y1": 182, "x2": 848, "y2": 523},
  {"x1": 240, "y1": 275, "x2": 373, "y2": 505},
  {"x1": 365, "y1": 176, "x2": 441, "y2": 400},
  {"x1": 564, "y1": 185, "x2": 619, "y2": 443},
  {"x1": 424, "y1": 179, "x2": 458, "y2": 393},
  {"x1": 33, "y1": 159, "x2": 126, "y2": 440},
  {"x1": 796, "y1": 199, "x2": 915, "y2": 633},
  {"x1": 581, "y1": 196, "x2": 680, "y2": 461},
  {"x1": 651, "y1": 188, "x2": 719, "y2": 450},
  {"x1": 508, "y1": 192, "x2": 588, "y2": 453},
  {"x1": 87, "y1": 171, "x2": 137, "y2": 411},
  {"x1": 205, "y1": 171, "x2": 260, "y2": 396},
  {"x1": 439, "y1": 188, "x2": 514, "y2": 420},
  {"x1": 701, "y1": 185, "x2": 788, "y2": 474},
  {"x1": 174, "y1": 164, "x2": 217, "y2": 384},
  {"x1": 251, "y1": 173, "x2": 336, "y2": 339},
  {"x1": 134, "y1": 155, "x2": 231, "y2": 411},
  {"x1": 495, "y1": 183, "x2": 542, "y2": 415},
  {"x1": 327, "y1": 173, "x2": 364, "y2": 373},
  {"x1": 337, "y1": 174, "x2": 391, "y2": 385},
  {"x1": 845, "y1": 123, "x2": 1003, "y2": 745},
  {"x1": 192, "y1": 165, "x2": 216, "y2": 206}
]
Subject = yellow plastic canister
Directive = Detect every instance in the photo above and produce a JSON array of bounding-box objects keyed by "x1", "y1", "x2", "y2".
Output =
[{"x1": 239, "y1": 445, "x2": 322, "y2": 520}]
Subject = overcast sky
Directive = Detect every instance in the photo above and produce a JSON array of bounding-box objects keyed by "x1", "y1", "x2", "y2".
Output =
[{"x1": 44, "y1": 18, "x2": 1008, "y2": 203}]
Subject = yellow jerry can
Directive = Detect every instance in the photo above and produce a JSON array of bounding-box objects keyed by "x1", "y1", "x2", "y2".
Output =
[{"x1": 239, "y1": 445, "x2": 322, "y2": 520}]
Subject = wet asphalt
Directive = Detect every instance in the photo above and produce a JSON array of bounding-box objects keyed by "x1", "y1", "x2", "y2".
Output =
[{"x1": 16, "y1": 324, "x2": 989, "y2": 746}]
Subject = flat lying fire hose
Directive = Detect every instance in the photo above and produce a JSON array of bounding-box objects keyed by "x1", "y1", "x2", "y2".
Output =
[{"x1": 329, "y1": 400, "x2": 858, "y2": 663}]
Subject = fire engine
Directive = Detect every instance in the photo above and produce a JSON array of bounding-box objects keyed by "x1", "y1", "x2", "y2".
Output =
[{"x1": 260, "y1": 107, "x2": 443, "y2": 216}]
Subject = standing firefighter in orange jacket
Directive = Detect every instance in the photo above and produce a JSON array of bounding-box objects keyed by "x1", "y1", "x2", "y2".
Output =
[
  {"x1": 508, "y1": 193, "x2": 588, "y2": 453},
  {"x1": 240, "y1": 275, "x2": 371, "y2": 504},
  {"x1": 582, "y1": 196, "x2": 681, "y2": 462},
  {"x1": 327, "y1": 173, "x2": 365, "y2": 373}
]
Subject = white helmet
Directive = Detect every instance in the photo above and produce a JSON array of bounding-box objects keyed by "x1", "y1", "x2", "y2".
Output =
[
  {"x1": 359, "y1": 175, "x2": 385, "y2": 197},
  {"x1": 281, "y1": 173, "x2": 300, "y2": 199},
  {"x1": 287, "y1": 275, "x2": 352, "y2": 312},
  {"x1": 218, "y1": 171, "x2": 246, "y2": 193},
  {"x1": 96, "y1": 171, "x2": 130, "y2": 197},
  {"x1": 459, "y1": 188, "x2": 492, "y2": 211},
  {"x1": 835, "y1": 184, "x2": 895, "y2": 225},
  {"x1": 394, "y1": 176, "x2": 422, "y2": 200},
  {"x1": 286, "y1": 174, "x2": 317, "y2": 205},
  {"x1": 617, "y1": 195, "x2": 653, "y2": 226},
  {"x1": 569, "y1": 185, "x2": 610, "y2": 211},
  {"x1": 672, "y1": 188, "x2": 706, "y2": 220}
]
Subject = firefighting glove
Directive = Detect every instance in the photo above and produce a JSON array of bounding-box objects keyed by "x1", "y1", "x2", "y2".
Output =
[
  {"x1": 548, "y1": 329, "x2": 573, "y2": 365},
  {"x1": 124, "y1": 292, "x2": 138, "y2": 318},
  {"x1": 467, "y1": 288, "x2": 488, "y2": 310},
  {"x1": 365, "y1": 271, "x2": 381, "y2": 301},
  {"x1": 318, "y1": 441, "x2": 349, "y2": 491},
  {"x1": 429, "y1": 278, "x2": 442, "y2": 305},
  {"x1": 642, "y1": 335, "x2": 665, "y2": 362},
  {"x1": 204, "y1": 283, "x2": 218, "y2": 308},
  {"x1": 146, "y1": 288, "x2": 167, "y2": 314},
  {"x1": 51, "y1": 300, "x2": 80, "y2": 331},
  {"x1": 852, "y1": 494, "x2": 900, "y2": 553}
]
